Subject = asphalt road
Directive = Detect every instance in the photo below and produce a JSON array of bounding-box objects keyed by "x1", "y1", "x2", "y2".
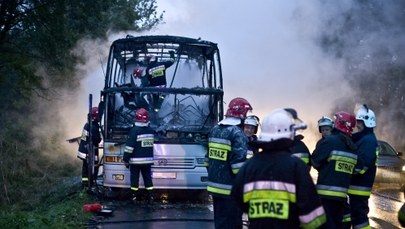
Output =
[{"x1": 85, "y1": 183, "x2": 404, "y2": 229}]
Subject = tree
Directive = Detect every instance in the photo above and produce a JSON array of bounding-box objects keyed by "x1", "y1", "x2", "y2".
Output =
[{"x1": 0, "y1": 0, "x2": 162, "y2": 209}]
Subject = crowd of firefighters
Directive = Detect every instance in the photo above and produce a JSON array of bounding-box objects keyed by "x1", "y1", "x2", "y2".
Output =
[{"x1": 75, "y1": 95, "x2": 405, "y2": 228}]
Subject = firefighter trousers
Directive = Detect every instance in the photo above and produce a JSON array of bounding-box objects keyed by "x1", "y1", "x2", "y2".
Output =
[
  {"x1": 212, "y1": 196, "x2": 243, "y2": 229},
  {"x1": 348, "y1": 194, "x2": 370, "y2": 228},
  {"x1": 130, "y1": 164, "x2": 153, "y2": 189},
  {"x1": 320, "y1": 197, "x2": 345, "y2": 229},
  {"x1": 81, "y1": 158, "x2": 99, "y2": 185}
]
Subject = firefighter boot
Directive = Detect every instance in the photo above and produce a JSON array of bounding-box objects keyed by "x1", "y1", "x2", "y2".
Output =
[
  {"x1": 147, "y1": 190, "x2": 154, "y2": 205},
  {"x1": 131, "y1": 191, "x2": 139, "y2": 204}
]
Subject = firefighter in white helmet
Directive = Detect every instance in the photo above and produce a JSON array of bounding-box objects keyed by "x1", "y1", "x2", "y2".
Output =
[
  {"x1": 318, "y1": 116, "x2": 334, "y2": 138},
  {"x1": 284, "y1": 108, "x2": 311, "y2": 169},
  {"x1": 243, "y1": 115, "x2": 260, "y2": 158},
  {"x1": 348, "y1": 104, "x2": 378, "y2": 229},
  {"x1": 231, "y1": 108, "x2": 326, "y2": 228},
  {"x1": 315, "y1": 116, "x2": 334, "y2": 148}
]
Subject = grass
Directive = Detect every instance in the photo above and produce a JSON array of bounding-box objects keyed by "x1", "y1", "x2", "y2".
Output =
[{"x1": 0, "y1": 177, "x2": 96, "y2": 229}]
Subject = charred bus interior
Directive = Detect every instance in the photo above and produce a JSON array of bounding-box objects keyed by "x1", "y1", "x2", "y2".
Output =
[{"x1": 98, "y1": 35, "x2": 224, "y2": 190}]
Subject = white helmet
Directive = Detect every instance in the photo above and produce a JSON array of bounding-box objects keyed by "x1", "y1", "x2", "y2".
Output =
[
  {"x1": 356, "y1": 105, "x2": 376, "y2": 128},
  {"x1": 318, "y1": 116, "x2": 333, "y2": 127},
  {"x1": 245, "y1": 115, "x2": 260, "y2": 126},
  {"x1": 258, "y1": 109, "x2": 306, "y2": 142}
]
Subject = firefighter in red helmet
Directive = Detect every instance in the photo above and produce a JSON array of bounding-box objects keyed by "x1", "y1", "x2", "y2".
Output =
[
  {"x1": 124, "y1": 108, "x2": 155, "y2": 204},
  {"x1": 206, "y1": 97, "x2": 252, "y2": 229},
  {"x1": 77, "y1": 107, "x2": 102, "y2": 188}
]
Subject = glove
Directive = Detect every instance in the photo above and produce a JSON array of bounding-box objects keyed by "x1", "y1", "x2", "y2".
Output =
[{"x1": 169, "y1": 50, "x2": 175, "y2": 58}]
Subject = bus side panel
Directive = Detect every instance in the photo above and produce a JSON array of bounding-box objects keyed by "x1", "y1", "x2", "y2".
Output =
[{"x1": 103, "y1": 143, "x2": 208, "y2": 189}]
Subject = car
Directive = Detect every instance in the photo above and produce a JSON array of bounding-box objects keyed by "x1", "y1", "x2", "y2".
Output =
[{"x1": 374, "y1": 140, "x2": 405, "y2": 188}]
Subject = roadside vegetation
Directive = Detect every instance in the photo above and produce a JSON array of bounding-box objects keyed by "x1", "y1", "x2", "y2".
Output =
[{"x1": 0, "y1": 0, "x2": 161, "y2": 228}]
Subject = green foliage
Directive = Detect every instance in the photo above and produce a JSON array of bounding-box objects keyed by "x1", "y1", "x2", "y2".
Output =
[
  {"x1": 0, "y1": 0, "x2": 162, "y2": 98},
  {"x1": 0, "y1": 188, "x2": 94, "y2": 228},
  {"x1": 0, "y1": 0, "x2": 162, "y2": 214}
]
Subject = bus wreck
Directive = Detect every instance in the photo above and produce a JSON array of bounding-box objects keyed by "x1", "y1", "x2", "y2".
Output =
[{"x1": 93, "y1": 35, "x2": 224, "y2": 191}]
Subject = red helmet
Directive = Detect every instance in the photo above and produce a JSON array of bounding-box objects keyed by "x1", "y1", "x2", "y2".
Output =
[
  {"x1": 334, "y1": 111, "x2": 356, "y2": 136},
  {"x1": 135, "y1": 108, "x2": 149, "y2": 123},
  {"x1": 133, "y1": 67, "x2": 143, "y2": 78},
  {"x1": 225, "y1": 97, "x2": 252, "y2": 119},
  {"x1": 91, "y1": 107, "x2": 99, "y2": 120}
]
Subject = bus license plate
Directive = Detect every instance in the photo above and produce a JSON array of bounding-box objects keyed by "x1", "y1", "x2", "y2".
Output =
[
  {"x1": 153, "y1": 172, "x2": 176, "y2": 179},
  {"x1": 112, "y1": 174, "x2": 124, "y2": 181}
]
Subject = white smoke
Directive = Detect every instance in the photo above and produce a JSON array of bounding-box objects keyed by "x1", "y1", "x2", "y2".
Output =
[{"x1": 63, "y1": 1, "x2": 405, "y2": 151}]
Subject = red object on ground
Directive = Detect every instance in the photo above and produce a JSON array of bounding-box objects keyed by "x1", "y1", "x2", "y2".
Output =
[{"x1": 83, "y1": 203, "x2": 102, "y2": 212}]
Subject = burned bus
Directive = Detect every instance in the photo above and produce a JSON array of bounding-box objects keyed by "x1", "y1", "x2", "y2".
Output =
[{"x1": 97, "y1": 35, "x2": 224, "y2": 190}]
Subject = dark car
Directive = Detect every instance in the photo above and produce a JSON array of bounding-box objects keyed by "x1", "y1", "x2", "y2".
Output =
[{"x1": 374, "y1": 140, "x2": 405, "y2": 187}]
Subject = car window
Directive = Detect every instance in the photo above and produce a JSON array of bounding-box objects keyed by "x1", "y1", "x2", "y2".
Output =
[{"x1": 378, "y1": 141, "x2": 397, "y2": 156}]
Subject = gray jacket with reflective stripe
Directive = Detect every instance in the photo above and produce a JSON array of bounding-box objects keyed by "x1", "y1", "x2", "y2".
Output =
[{"x1": 206, "y1": 124, "x2": 248, "y2": 198}]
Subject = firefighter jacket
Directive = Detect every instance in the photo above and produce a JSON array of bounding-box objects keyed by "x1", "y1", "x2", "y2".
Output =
[
  {"x1": 348, "y1": 128, "x2": 378, "y2": 197},
  {"x1": 231, "y1": 149, "x2": 326, "y2": 229},
  {"x1": 206, "y1": 124, "x2": 248, "y2": 198},
  {"x1": 312, "y1": 130, "x2": 358, "y2": 201},
  {"x1": 123, "y1": 125, "x2": 155, "y2": 165},
  {"x1": 77, "y1": 121, "x2": 101, "y2": 160},
  {"x1": 246, "y1": 135, "x2": 258, "y2": 159},
  {"x1": 146, "y1": 55, "x2": 175, "y2": 87},
  {"x1": 290, "y1": 135, "x2": 311, "y2": 169},
  {"x1": 399, "y1": 202, "x2": 405, "y2": 227}
]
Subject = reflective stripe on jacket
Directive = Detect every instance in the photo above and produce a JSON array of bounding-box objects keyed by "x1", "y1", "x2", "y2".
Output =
[
  {"x1": 348, "y1": 130, "x2": 378, "y2": 197},
  {"x1": 77, "y1": 121, "x2": 101, "y2": 160},
  {"x1": 312, "y1": 131, "x2": 358, "y2": 201},
  {"x1": 206, "y1": 123, "x2": 247, "y2": 198},
  {"x1": 123, "y1": 126, "x2": 154, "y2": 165},
  {"x1": 231, "y1": 149, "x2": 326, "y2": 228}
]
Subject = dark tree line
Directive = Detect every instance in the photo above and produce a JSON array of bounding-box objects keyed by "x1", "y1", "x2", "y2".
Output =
[{"x1": 0, "y1": 0, "x2": 162, "y2": 209}]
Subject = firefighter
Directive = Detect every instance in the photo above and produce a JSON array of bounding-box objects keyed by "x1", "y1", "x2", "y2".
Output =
[
  {"x1": 231, "y1": 108, "x2": 326, "y2": 228},
  {"x1": 312, "y1": 111, "x2": 358, "y2": 228},
  {"x1": 123, "y1": 108, "x2": 155, "y2": 204},
  {"x1": 77, "y1": 107, "x2": 102, "y2": 188},
  {"x1": 348, "y1": 104, "x2": 378, "y2": 229},
  {"x1": 317, "y1": 115, "x2": 350, "y2": 227},
  {"x1": 243, "y1": 115, "x2": 260, "y2": 158},
  {"x1": 284, "y1": 108, "x2": 311, "y2": 168},
  {"x1": 318, "y1": 116, "x2": 334, "y2": 139},
  {"x1": 144, "y1": 51, "x2": 176, "y2": 112},
  {"x1": 206, "y1": 97, "x2": 252, "y2": 229}
]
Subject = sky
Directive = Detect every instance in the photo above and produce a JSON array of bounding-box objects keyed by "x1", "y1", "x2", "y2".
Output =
[{"x1": 62, "y1": 0, "x2": 399, "y2": 151}]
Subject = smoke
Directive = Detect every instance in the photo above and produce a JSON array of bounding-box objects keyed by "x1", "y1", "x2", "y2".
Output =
[
  {"x1": 148, "y1": 0, "x2": 405, "y2": 151},
  {"x1": 316, "y1": 0, "x2": 405, "y2": 151},
  {"x1": 61, "y1": 0, "x2": 404, "y2": 152},
  {"x1": 148, "y1": 0, "x2": 352, "y2": 150}
]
